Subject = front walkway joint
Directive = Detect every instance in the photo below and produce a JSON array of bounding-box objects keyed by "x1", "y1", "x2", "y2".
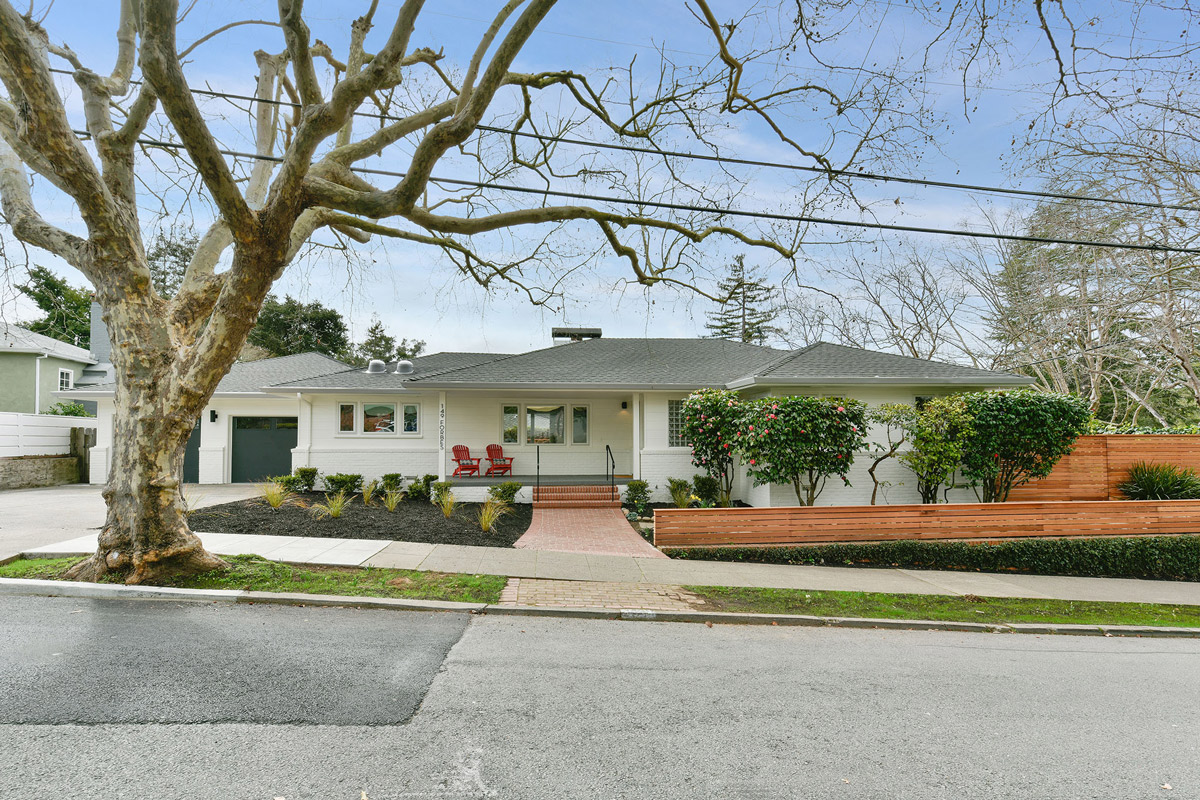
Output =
[{"x1": 499, "y1": 577, "x2": 704, "y2": 611}]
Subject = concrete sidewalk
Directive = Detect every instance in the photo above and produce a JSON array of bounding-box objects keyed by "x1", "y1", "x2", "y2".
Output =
[
  {"x1": 0, "y1": 484, "x2": 258, "y2": 561},
  {"x1": 22, "y1": 530, "x2": 1200, "y2": 607}
]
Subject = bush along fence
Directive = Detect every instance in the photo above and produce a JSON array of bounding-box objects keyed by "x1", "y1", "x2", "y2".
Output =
[
  {"x1": 653, "y1": 499, "x2": 1200, "y2": 549},
  {"x1": 661, "y1": 535, "x2": 1200, "y2": 582}
]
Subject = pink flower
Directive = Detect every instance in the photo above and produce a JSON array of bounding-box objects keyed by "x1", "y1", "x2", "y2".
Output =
[
  {"x1": 851, "y1": 426, "x2": 858, "y2": 432},
  {"x1": 749, "y1": 425, "x2": 754, "y2": 431},
  {"x1": 764, "y1": 430, "x2": 769, "y2": 435},
  {"x1": 837, "y1": 406, "x2": 845, "y2": 412},
  {"x1": 836, "y1": 454, "x2": 843, "y2": 459},
  {"x1": 723, "y1": 443, "x2": 730, "y2": 449},
  {"x1": 771, "y1": 404, "x2": 778, "y2": 410},
  {"x1": 749, "y1": 459, "x2": 756, "y2": 465}
]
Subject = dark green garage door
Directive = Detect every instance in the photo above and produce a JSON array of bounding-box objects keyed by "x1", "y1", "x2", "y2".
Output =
[
  {"x1": 231, "y1": 416, "x2": 298, "y2": 483},
  {"x1": 183, "y1": 419, "x2": 201, "y2": 483}
]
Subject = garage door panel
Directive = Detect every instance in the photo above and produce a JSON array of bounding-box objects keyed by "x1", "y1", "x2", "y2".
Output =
[{"x1": 231, "y1": 416, "x2": 297, "y2": 483}]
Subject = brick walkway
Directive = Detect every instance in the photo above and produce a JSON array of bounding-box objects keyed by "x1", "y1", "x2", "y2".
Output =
[
  {"x1": 499, "y1": 578, "x2": 706, "y2": 610},
  {"x1": 512, "y1": 507, "x2": 668, "y2": 558}
]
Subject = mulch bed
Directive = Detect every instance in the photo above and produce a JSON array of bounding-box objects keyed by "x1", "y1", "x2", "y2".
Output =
[{"x1": 188, "y1": 493, "x2": 533, "y2": 548}]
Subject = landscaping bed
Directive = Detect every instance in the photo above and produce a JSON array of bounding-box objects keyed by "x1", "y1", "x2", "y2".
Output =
[{"x1": 188, "y1": 494, "x2": 533, "y2": 548}]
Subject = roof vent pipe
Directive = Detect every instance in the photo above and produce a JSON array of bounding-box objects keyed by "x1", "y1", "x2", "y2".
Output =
[
  {"x1": 364, "y1": 359, "x2": 388, "y2": 374},
  {"x1": 394, "y1": 359, "x2": 414, "y2": 375}
]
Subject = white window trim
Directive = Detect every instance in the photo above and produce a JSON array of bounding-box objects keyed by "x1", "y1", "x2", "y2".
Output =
[
  {"x1": 502, "y1": 402, "x2": 592, "y2": 447},
  {"x1": 667, "y1": 398, "x2": 689, "y2": 448},
  {"x1": 500, "y1": 404, "x2": 521, "y2": 445},
  {"x1": 334, "y1": 400, "x2": 422, "y2": 438},
  {"x1": 58, "y1": 368, "x2": 73, "y2": 391},
  {"x1": 399, "y1": 402, "x2": 421, "y2": 436},
  {"x1": 571, "y1": 404, "x2": 590, "y2": 446}
]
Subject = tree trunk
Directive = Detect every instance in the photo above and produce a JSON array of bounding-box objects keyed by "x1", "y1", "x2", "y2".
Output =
[{"x1": 65, "y1": 297, "x2": 228, "y2": 584}]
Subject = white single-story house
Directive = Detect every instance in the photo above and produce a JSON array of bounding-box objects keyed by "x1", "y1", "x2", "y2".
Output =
[{"x1": 63, "y1": 327, "x2": 1031, "y2": 505}]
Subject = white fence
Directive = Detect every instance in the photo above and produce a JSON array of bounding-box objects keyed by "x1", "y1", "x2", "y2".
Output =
[{"x1": 0, "y1": 412, "x2": 95, "y2": 458}]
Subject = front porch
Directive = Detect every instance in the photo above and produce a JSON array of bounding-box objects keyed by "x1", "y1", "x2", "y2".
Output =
[{"x1": 451, "y1": 473, "x2": 631, "y2": 487}]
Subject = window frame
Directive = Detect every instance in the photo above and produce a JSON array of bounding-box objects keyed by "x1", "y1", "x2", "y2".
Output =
[
  {"x1": 57, "y1": 368, "x2": 73, "y2": 391},
  {"x1": 501, "y1": 404, "x2": 520, "y2": 444},
  {"x1": 571, "y1": 404, "x2": 590, "y2": 445},
  {"x1": 525, "y1": 404, "x2": 567, "y2": 446},
  {"x1": 335, "y1": 400, "x2": 422, "y2": 438},
  {"x1": 502, "y1": 402, "x2": 593, "y2": 447},
  {"x1": 667, "y1": 398, "x2": 689, "y2": 448}
]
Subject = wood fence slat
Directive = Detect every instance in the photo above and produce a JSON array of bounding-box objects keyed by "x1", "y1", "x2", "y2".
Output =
[{"x1": 654, "y1": 497, "x2": 1200, "y2": 547}]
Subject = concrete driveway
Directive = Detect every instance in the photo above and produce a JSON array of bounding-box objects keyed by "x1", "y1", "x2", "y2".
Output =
[{"x1": 0, "y1": 483, "x2": 258, "y2": 561}]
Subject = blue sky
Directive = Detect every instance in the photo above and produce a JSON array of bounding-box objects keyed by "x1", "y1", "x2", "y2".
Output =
[{"x1": 0, "y1": 1, "x2": 1188, "y2": 354}]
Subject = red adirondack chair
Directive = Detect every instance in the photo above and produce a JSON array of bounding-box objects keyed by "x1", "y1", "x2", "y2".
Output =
[
  {"x1": 485, "y1": 444, "x2": 514, "y2": 476},
  {"x1": 451, "y1": 445, "x2": 481, "y2": 477}
]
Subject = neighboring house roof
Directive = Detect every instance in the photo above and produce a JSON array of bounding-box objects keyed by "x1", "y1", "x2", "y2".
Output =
[
  {"x1": 727, "y1": 342, "x2": 1031, "y2": 387},
  {"x1": 267, "y1": 352, "x2": 510, "y2": 391},
  {"x1": 0, "y1": 323, "x2": 94, "y2": 364},
  {"x1": 65, "y1": 352, "x2": 351, "y2": 396}
]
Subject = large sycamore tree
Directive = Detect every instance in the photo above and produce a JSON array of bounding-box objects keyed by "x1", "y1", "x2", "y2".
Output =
[{"x1": 0, "y1": 0, "x2": 1167, "y2": 582}]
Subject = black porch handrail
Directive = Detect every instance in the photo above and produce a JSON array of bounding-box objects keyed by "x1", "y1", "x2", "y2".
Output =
[{"x1": 605, "y1": 444, "x2": 616, "y2": 499}]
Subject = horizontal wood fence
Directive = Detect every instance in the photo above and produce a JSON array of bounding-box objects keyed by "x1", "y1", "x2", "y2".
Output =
[
  {"x1": 0, "y1": 412, "x2": 95, "y2": 459},
  {"x1": 1010, "y1": 435, "x2": 1200, "y2": 502},
  {"x1": 653, "y1": 499, "x2": 1200, "y2": 548}
]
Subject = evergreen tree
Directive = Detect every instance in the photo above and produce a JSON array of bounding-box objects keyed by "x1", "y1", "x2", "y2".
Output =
[
  {"x1": 17, "y1": 265, "x2": 91, "y2": 347},
  {"x1": 247, "y1": 295, "x2": 352, "y2": 359},
  {"x1": 348, "y1": 316, "x2": 426, "y2": 366},
  {"x1": 145, "y1": 224, "x2": 198, "y2": 298},
  {"x1": 704, "y1": 255, "x2": 780, "y2": 345}
]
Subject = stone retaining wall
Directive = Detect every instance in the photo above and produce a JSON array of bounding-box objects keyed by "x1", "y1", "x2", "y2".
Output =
[{"x1": 0, "y1": 454, "x2": 80, "y2": 490}]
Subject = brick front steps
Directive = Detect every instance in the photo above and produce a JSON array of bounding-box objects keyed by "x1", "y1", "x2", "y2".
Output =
[{"x1": 532, "y1": 484, "x2": 621, "y2": 508}]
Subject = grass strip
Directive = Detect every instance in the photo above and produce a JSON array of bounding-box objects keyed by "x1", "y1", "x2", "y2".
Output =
[
  {"x1": 686, "y1": 585, "x2": 1200, "y2": 628},
  {"x1": 6, "y1": 556, "x2": 1198, "y2": 628},
  {"x1": 0, "y1": 554, "x2": 506, "y2": 604}
]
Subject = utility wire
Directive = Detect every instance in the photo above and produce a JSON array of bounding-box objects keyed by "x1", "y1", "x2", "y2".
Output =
[
  {"x1": 79, "y1": 129, "x2": 1200, "y2": 256},
  {"x1": 48, "y1": 67, "x2": 1200, "y2": 215}
]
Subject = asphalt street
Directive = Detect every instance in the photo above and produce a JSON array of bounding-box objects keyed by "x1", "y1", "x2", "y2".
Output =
[{"x1": 1, "y1": 595, "x2": 1198, "y2": 799}]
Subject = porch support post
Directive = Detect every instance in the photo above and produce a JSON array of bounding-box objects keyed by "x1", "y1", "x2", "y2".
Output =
[
  {"x1": 632, "y1": 392, "x2": 642, "y2": 480},
  {"x1": 437, "y1": 391, "x2": 447, "y2": 481}
]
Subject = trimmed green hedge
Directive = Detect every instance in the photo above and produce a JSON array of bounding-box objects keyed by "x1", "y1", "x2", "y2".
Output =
[{"x1": 662, "y1": 536, "x2": 1200, "y2": 582}]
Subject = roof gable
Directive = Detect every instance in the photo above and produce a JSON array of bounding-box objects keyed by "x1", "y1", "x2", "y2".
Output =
[{"x1": 0, "y1": 323, "x2": 94, "y2": 364}]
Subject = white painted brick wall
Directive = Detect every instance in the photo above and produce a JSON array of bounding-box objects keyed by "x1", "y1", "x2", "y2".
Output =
[
  {"x1": 639, "y1": 450, "x2": 700, "y2": 501},
  {"x1": 299, "y1": 448, "x2": 441, "y2": 484}
]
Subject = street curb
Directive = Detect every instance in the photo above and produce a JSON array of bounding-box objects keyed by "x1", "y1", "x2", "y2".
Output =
[{"x1": 2, "y1": 577, "x2": 1199, "y2": 637}]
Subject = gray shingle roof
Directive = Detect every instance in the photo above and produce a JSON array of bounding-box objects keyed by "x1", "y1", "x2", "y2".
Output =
[
  {"x1": 64, "y1": 339, "x2": 1030, "y2": 396},
  {"x1": 404, "y1": 338, "x2": 786, "y2": 388},
  {"x1": 267, "y1": 352, "x2": 509, "y2": 390},
  {"x1": 0, "y1": 323, "x2": 94, "y2": 364},
  {"x1": 70, "y1": 352, "x2": 351, "y2": 394},
  {"x1": 735, "y1": 342, "x2": 1029, "y2": 386}
]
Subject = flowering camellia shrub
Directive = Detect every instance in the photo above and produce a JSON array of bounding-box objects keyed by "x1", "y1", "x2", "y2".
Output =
[
  {"x1": 681, "y1": 388, "x2": 743, "y2": 506},
  {"x1": 736, "y1": 396, "x2": 869, "y2": 506}
]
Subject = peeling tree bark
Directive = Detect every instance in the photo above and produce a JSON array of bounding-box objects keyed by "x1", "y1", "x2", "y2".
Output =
[{"x1": 0, "y1": 0, "x2": 961, "y2": 582}]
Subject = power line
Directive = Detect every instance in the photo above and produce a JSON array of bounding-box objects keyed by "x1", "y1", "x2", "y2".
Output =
[
  {"x1": 77, "y1": 129, "x2": 1200, "y2": 256},
  {"x1": 47, "y1": 67, "x2": 1200, "y2": 215}
]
